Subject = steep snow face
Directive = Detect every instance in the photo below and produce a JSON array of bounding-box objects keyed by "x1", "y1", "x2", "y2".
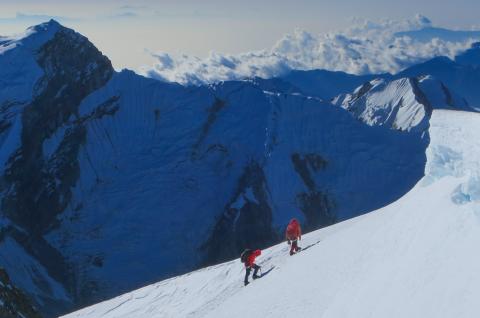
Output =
[
  {"x1": 62, "y1": 110, "x2": 480, "y2": 318},
  {"x1": 0, "y1": 20, "x2": 62, "y2": 172},
  {"x1": 334, "y1": 76, "x2": 471, "y2": 132},
  {"x1": 0, "y1": 20, "x2": 61, "y2": 104}
]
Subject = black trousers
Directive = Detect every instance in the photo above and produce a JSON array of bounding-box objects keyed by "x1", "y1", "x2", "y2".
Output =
[
  {"x1": 290, "y1": 239, "x2": 299, "y2": 254},
  {"x1": 244, "y1": 264, "x2": 260, "y2": 283}
]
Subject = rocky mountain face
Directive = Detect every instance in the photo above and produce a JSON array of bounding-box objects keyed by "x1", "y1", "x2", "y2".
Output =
[
  {"x1": 333, "y1": 76, "x2": 472, "y2": 132},
  {"x1": 0, "y1": 268, "x2": 41, "y2": 318},
  {"x1": 396, "y1": 43, "x2": 480, "y2": 108},
  {"x1": 0, "y1": 21, "x2": 469, "y2": 317},
  {"x1": 0, "y1": 20, "x2": 113, "y2": 316}
]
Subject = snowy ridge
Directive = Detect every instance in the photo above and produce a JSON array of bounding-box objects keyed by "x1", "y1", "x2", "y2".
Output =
[
  {"x1": 0, "y1": 19, "x2": 62, "y2": 167},
  {"x1": 0, "y1": 20, "x2": 61, "y2": 104},
  {"x1": 0, "y1": 20, "x2": 76, "y2": 316},
  {"x1": 63, "y1": 109, "x2": 480, "y2": 318},
  {"x1": 334, "y1": 76, "x2": 471, "y2": 132}
]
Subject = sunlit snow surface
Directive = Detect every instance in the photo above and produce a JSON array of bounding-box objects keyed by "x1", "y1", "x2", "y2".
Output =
[{"x1": 63, "y1": 109, "x2": 480, "y2": 317}]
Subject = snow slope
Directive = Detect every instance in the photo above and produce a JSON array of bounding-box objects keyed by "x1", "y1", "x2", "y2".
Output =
[
  {"x1": 334, "y1": 76, "x2": 471, "y2": 132},
  {"x1": 63, "y1": 109, "x2": 480, "y2": 318}
]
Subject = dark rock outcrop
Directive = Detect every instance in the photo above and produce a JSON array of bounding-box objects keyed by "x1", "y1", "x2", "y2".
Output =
[
  {"x1": 203, "y1": 161, "x2": 279, "y2": 265},
  {"x1": 1, "y1": 23, "x2": 114, "y2": 316},
  {"x1": 291, "y1": 153, "x2": 335, "y2": 230},
  {"x1": 0, "y1": 268, "x2": 42, "y2": 318}
]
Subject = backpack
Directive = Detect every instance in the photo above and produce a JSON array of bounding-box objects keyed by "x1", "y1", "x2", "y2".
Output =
[{"x1": 240, "y1": 249, "x2": 252, "y2": 263}]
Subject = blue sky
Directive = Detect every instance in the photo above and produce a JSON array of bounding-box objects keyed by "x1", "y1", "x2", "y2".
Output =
[{"x1": 1, "y1": 0, "x2": 480, "y2": 70}]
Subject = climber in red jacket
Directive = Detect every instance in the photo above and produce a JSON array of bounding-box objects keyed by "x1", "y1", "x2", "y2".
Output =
[
  {"x1": 241, "y1": 249, "x2": 261, "y2": 286},
  {"x1": 286, "y1": 218, "x2": 302, "y2": 255}
]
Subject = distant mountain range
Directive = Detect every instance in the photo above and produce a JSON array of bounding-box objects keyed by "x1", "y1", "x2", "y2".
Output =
[{"x1": 277, "y1": 41, "x2": 480, "y2": 108}]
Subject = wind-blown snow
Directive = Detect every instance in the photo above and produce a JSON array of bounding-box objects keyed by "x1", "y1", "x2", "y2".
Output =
[
  {"x1": 63, "y1": 109, "x2": 480, "y2": 318},
  {"x1": 143, "y1": 15, "x2": 479, "y2": 85}
]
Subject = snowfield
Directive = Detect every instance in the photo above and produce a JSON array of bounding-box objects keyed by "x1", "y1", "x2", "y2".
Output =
[{"x1": 62, "y1": 109, "x2": 480, "y2": 318}]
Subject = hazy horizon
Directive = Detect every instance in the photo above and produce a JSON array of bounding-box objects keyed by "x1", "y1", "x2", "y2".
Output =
[{"x1": 1, "y1": 0, "x2": 480, "y2": 71}]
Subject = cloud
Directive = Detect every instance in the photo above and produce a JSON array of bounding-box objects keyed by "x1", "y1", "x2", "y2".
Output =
[
  {"x1": 113, "y1": 4, "x2": 151, "y2": 18},
  {"x1": 142, "y1": 14, "x2": 480, "y2": 85},
  {"x1": 0, "y1": 12, "x2": 80, "y2": 24},
  {"x1": 107, "y1": 12, "x2": 138, "y2": 19},
  {"x1": 118, "y1": 5, "x2": 149, "y2": 11}
]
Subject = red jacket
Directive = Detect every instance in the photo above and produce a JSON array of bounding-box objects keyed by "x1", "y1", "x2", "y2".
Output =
[
  {"x1": 286, "y1": 219, "x2": 302, "y2": 240},
  {"x1": 246, "y1": 249, "x2": 261, "y2": 267}
]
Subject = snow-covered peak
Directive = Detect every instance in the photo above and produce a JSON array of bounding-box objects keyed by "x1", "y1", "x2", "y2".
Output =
[
  {"x1": 0, "y1": 20, "x2": 113, "y2": 316},
  {"x1": 0, "y1": 19, "x2": 62, "y2": 55},
  {"x1": 25, "y1": 19, "x2": 62, "y2": 37},
  {"x1": 334, "y1": 76, "x2": 471, "y2": 132},
  {"x1": 0, "y1": 20, "x2": 69, "y2": 105}
]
